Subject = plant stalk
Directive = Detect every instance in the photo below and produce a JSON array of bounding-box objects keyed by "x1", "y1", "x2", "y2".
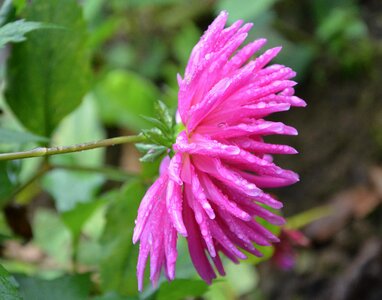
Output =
[{"x1": 0, "y1": 135, "x2": 146, "y2": 161}]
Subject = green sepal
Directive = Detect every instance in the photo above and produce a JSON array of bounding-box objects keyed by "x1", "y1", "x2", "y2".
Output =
[{"x1": 136, "y1": 143, "x2": 167, "y2": 163}]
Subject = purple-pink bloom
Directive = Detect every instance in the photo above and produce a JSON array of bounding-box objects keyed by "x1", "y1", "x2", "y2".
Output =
[
  {"x1": 271, "y1": 228, "x2": 310, "y2": 270},
  {"x1": 133, "y1": 11, "x2": 306, "y2": 290}
]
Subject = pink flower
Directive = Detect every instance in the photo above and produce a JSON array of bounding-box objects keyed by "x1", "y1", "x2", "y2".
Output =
[
  {"x1": 133, "y1": 11, "x2": 306, "y2": 290},
  {"x1": 271, "y1": 229, "x2": 310, "y2": 270}
]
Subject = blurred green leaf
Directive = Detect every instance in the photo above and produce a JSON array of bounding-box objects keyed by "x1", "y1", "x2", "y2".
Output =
[
  {"x1": 15, "y1": 274, "x2": 91, "y2": 300},
  {"x1": 94, "y1": 70, "x2": 159, "y2": 131},
  {"x1": 316, "y1": 7, "x2": 367, "y2": 42},
  {"x1": 88, "y1": 18, "x2": 120, "y2": 50},
  {"x1": 61, "y1": 200, "x2": 104, "y2": 243},
  {"x1": 140, "y1": 159, "x2": 162, "y2": 180},
  {"x1": 204, "y1": 262, "x2": 258, "y2": 300},
  {"x1": 0, "y1": 264, "x2": 22, "y2": 300},
  {"x1": 286, "y1": 205, "x2": 332, "y2": 230},
  {"x1": 0, "y1": 19, "x2": 56, "y2": 48},
  {"x1": 82, "y1": 0, "x2": 105, "y2": 23},
  {"x1": 312, "y1": 0, "x2": 357, "y2": 23},
  {"x1": 249, "y1": 12, "x2": 315, "y2": 80},
  {"x1": 0, "y1": 163, "x2": 14, "y2": 202},
  {"x1": 75, "y1": 203, "x2": 106, "y2": 266},
  {"x1": 33, "y1": 209, "x2": 71, "y2": 266},
  {"x1": 0, "y1": 161, "x2": 20, "y2": 206},
  {"x1": 43, "y1": 169, "x2": 104, "y2": 212},
  {"x1": 5, "y1": 0, "x2": 90, "y2": 137},
  {"x1": 42, "y1": 96, "x2": 105, "y2": 212},
  {"x1": 173, "y1": 22, "x2": 200, "y2": 67},
  {"x1": 125, "y1": 0, "x2": 181, "y2": 7},
  {"x1": 92, "y1": 292, "x2": 137, "y2": 300},
  {"x1": 216, "y1": 0, "x2": 278, "y2": 23},
  {"x1": 12, "y1": 0, "x2": 26, "y2": 15},
  {"x1": 0, "y1": 128, "x2": 47, "y2": 144},
  {"x1": 49, "y1": 95, "x2": 105, "y2": 167},
  {"x1": 99, "y1": 180, "x2": 145, "y2": 296},
  {"x1": 0, "y1": 0, "x2": 14, "y2": 26},
  {"x1": 157, "y1": 279, "x2": 208, "y2": 300}
]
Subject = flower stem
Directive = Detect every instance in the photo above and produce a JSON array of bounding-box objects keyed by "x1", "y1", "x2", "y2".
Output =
[
  {"x1": 53, "y1": 163, "x2": 136, "y2": 181},
  {"x1": 0, "y1": 135, "x2": 146, "y2": 161}
]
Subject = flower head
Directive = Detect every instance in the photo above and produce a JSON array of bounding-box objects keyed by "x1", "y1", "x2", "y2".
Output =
[{"x1": 133, "y1": 11, "x2": 306, "y2": 290}]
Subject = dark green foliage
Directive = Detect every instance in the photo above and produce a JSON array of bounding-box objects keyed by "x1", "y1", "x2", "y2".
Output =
[
  {"x1": 15, "y1": 274, "x2": 91, "y2": 300},
  {"x1": 0, "y1": 265, "x2": 22, "y2": 300},
  {"x1": 99, "y1": 181, "x2": 145, "y2": 296},
  {"x1": 5, "y1": 0, "x2": 90, "y2": 137}
]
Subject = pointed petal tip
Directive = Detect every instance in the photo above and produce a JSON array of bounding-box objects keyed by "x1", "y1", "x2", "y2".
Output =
[
  {"x1": 137, "y1": 275, "x2": 144, "y2": 292},
  {"x1": 290, "y1": 148, "x2": 299, "y2": 154},
  {"x1": 178, "y1": 227, "x2": 188, "y2": 237},
  {"x1": 256, "y1": 37, "x2": 267, "y2": 44},
  {"x1": 219, "y1": 10, "x2": 229, "y2": 18},
  {"x1": 287, "y1": 127, "x2": 298, "y2": 135},
  {"x1": 177, "y1": 73, "x2": 183, "y2": 86},
  {"x1": 167, "y1": 270, "x2": 175, "y2": 281},
  {"x1": 132, "y1": 232, "x2": 139, "y2": 244}
]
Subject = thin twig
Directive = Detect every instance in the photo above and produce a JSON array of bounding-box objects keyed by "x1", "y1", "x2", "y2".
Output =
[
  {"x1": 53, "y1": 163, "x2": 137, "y2": 181},
  {"x1": 0, "y1": 135, "x2": 146, "y2": 161},
  {"x1": 5, "y1": 163, "x2": 52, "y2": 204}
]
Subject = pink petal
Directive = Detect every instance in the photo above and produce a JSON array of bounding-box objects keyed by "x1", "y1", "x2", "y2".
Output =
[
  {"x1": 133, "y1": 174, "x2": 168, "y2": 243},
  {"x1": 198, "y1": 172, "x2": 252, "y2": 221},
  {"x1": 184, "y1": 189, "x2": 217, "y2": 283},
  {"x1": 166, "y1": 180, "x2": 187, "y2": 236}
]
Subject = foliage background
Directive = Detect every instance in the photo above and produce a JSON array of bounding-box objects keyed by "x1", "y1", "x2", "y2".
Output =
[{"x1": 0, "y1": 0, "x2": 382, "y2": 299}]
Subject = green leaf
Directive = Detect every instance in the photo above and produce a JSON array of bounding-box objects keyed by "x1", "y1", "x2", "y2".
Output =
[
  {"x1": 15, "y1": 274, "x2": 91, "y2": 300},
  {"x1": 142, "y1": 128, "x2": 171, "y2": 147},
  {"x1": 5, "y1": 0, "x2": 90, "y2": 137},
  {"x1": 216, "y1": 0, "x2": 278, "y2": 23},
  {"x1": 0, "y1": 19, "x2": 57, "y2": 49},
  {"x1": 173, "y1": 22, "x2": 200, "y2": 68},
  {"x1": 43, "y1": 169, "x2": 104, "y2": 212},
  {"x1": 42, "y1": 96, "x2": 105, "y2": 212},
  {"x1": 204, "y1": 262, "x2": 259, "y2": 300},
  {"x1": 61, "y1": 200, "x2": 104, "y2": 243},
  {"x1": 0, "y1": 0, "x2": 14, "y2": 26},
  {"x1": 155, "y1": 100, "x2": 173, "y2": 132},
  {"x1": 92, "y1": 292, "x2": 137, "y2": 300},
  {"x1": 33, "y1": 209, "x2": 71, "y2": 266},
  {"x1": 0, "y1": 128, "x2": 47, "y2": 144},
  {"x1": 0, "y1": 264, "x2": 22, "y2": 300},
  {"x1": 139, "y1": 148, "x2": 167, "y2": 163},
  {"x1": 99, "y1": 180, "x2": 145, "y2": 296},
  {"x1": 93, "y1": 70, "x2": 159, "y2": 132},
  {"x1": 136, "y1": 144, "x2": 167, "y2": 163},
  {"x1": 157, "y1": 279, "x2": 209, "y2": 300},
  {"x1": 0, "y1": 161, "x2": 20, "y2": 206},
  {"x1": 140, "y1": 116, "x2": 171, "y2": 137}
]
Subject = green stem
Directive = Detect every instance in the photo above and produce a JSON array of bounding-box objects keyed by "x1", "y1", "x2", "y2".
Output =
[
  {"x1": 53, "y1": 163, "x2": 136, "y2": 181},
  {"x1": 285, "y1": 205, "x2": 333, "y2": 230},
  {"x1": 5, "y1": 162, "x2": 51, "y2": 205},
  {"x1": 0, "y1": 135, "x2": 146, "y2": 161}
]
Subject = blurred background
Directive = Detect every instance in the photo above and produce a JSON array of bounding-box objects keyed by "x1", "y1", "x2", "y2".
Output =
[{"x1": 0, "y1": 0, "x2": 382, "y2": 299}]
